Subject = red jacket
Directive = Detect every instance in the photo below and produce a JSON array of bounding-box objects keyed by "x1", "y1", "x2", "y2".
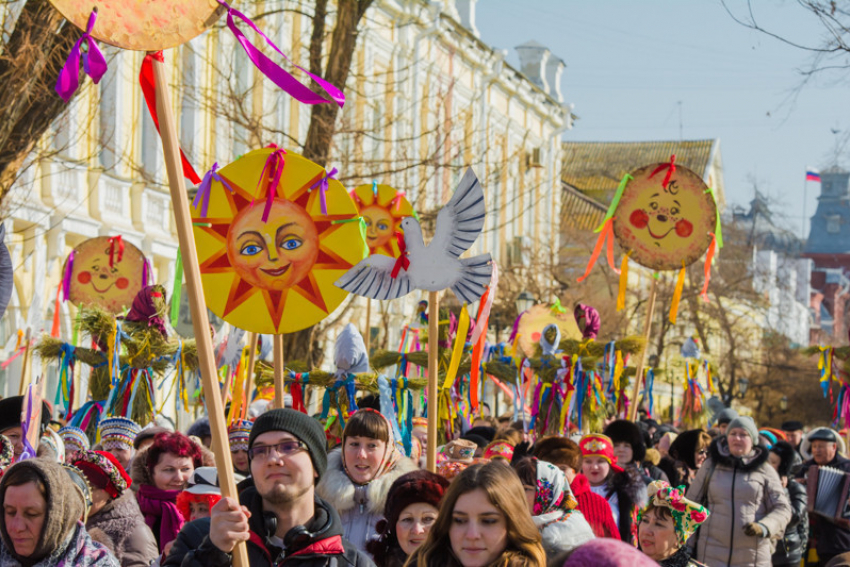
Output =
[{"x1": 570, "y1": 473, "x2": 620, "y2": 540}]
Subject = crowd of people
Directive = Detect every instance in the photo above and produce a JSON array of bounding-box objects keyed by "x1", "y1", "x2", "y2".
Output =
[{"x1": 0, "y1": 394, "x2": 847, "y2": 566}]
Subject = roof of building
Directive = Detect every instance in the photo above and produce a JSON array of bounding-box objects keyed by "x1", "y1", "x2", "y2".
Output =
[
  {"x1": 562, "y1": 139, "x2": 717, "y2": 204},
  {"x1": 561, "y1": 182, "x2": 605, "y2": 231}
]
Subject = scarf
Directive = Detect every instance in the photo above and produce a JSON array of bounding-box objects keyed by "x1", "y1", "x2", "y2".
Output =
[
  {"x1": 533, "y1": 460, "x2": 578, "y2": 516},
  {"x1": 342, "y1": 408, "x2": 401, "y2": 485},
  {"x1": 124, "y1": 285, "x2": 168, "y2": 338},
  {"x1": 659, "y1": 546, "x2": 694, "y2": 567},
  {"x1": 136, "y1": 484, "x2": 183, "y2": 552}
]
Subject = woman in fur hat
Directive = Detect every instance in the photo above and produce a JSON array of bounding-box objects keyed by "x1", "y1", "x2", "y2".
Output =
[
  {"x1": 605, "y1": 419, "x2": 668, "y2": 485},
  {"x1": 74, "y1": 450, "x2": 158, "y2": 567},
  {"x1": 657, "y1": 429, "x2": 712, "y2": 491},
  {"x1": 366, "y1": 470, "x2": 449, "y2": 567},
  {"x1": 0, "y1": 458, "x2": 118, "y2": 566},
  {"x1": 316, "y1": 408, "x2": 416, "y2": 552}
]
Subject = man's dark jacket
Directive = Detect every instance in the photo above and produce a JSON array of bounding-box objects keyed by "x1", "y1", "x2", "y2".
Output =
[
  {"x1": 164, "y1": 487, "x2": 375, "y2": 567},
  {"x1": 796, "y1": 453, "x2": 850, "y2": 557}
]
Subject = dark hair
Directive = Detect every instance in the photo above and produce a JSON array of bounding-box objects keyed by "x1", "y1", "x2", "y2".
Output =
[
  {"x1": 770, "y1": 440, "x2": 799, "y2": 478},
  {"x1": 641, "y1": 503, "x2": 672, "y2": 522},
  {"x1": 512, "y1": 456, "x2": 537, "y2": 487},
  {"x1": 533, "y1": 436, "x2": 582, "y2": 471},
  {"x1": 343, "y1": 409, "x2": 389, "y2": 443},
  {"x1": 1, "y1": 464, "x2": 46, "y2": 495},
  {"x1": 146, "y1": 432, "x2": 203, "y2": 476}
]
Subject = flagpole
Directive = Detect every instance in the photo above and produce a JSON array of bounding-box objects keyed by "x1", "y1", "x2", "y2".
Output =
[{"x1": 802, "y1": 173, "x2": 808, "y2": 240}]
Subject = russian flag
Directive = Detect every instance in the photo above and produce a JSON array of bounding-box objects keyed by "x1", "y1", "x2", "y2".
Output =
[{"x1": 806, "y1": 169, "x2": 821, "y2": 182}]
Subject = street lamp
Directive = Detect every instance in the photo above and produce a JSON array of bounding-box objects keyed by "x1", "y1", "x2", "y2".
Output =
[
  {"x1": 515, "y1": 291, "x2": 536, "y2": 314},
  {"x1": 780, "y1": 395, "x2": 788, "y2": 412},
  {"x1": 738, "y1": 378, "x2": 749, "y2": 397}
]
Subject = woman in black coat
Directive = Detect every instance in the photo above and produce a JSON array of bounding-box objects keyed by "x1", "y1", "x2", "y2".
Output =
[{"x1": 769, "y1": 440, "x2": 807, "y2": 567}]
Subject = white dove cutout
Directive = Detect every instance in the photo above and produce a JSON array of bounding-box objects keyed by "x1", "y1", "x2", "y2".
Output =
[{"x1": 335, "y1": 167, "x2": 492, "y2": 303}]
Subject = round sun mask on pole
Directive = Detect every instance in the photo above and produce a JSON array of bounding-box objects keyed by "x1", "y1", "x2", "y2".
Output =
[
  {"x1": 351, "y1": 183, "x2": 413, "y2": 258},
  {"x1": 192, "y1": 147, "x2": 367, "y2": 334},
  {"x1": 48, "y1": 0, "x2": 224, "y2": 51},
  {"x1": 63, "y1": 236, "x2": 147, "y2": 314},
  {"x1": 612, "y1": 163, "x2": 717, "y2": 271}
]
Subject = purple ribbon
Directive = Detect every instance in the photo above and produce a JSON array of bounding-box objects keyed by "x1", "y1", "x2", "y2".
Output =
[
  {"x1": 55, "y1": 10, "x2": 108, "y2": 103},
  {"x1": 62, "y1": 250, "x2": 74, "y2": 301},
  {"x1": 218, "y1": 0, "x2": 344, "y2": 108},
  {"x1": 256, "y1": 148, "x2": 287, "y2": 223},
  {"x1": 18, "y1": 385, "x2": 36, "y2": 462},
  {"x1": 310, "y1": 167, "x2": 337, "y2": 215},
  {"x1": 193, "y1": 162, "x2": 236, "y2": 218}
]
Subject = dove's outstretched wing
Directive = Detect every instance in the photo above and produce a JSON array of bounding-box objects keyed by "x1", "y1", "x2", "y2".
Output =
[
  {"x1": 334, "y1": 255, "x2": 415, "y2": 300},
  {"x1": 430, "y1": 168, "x2": 486, "y2": 259}
]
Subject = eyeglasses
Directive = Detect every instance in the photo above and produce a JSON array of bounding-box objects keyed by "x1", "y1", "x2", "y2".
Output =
[{"x1": 248, "y1": 440, "x2": 305, "y2": 461}]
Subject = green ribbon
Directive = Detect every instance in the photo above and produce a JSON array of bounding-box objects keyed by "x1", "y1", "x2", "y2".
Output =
[
  {"x1": 595, "y1": 173, "x2": 633, "y2": 232},
  {"x1": 551, "y1": 298, "x2": 567, "y2": 314},
  {"x1": 170, "y1": 249, "x2": 184, "y2": 328},
  {"x1": 705, "y1": 186, "x2": 724, "y2": 249},
  {"x1": 332, "y1": 217, "x2": 369, "y2": 258}
]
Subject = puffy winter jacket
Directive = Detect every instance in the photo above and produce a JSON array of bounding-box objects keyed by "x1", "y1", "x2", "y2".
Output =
[
  {"x1": 796, "y1": 454, "x2": 850, "y2": 558},
  {"x1": 535, "y1": 508, "x2": 595, "y2": 559},
  {"x1": 771, "y1": 478, "x2": 807, "y2": 567},
  {"x1": 85, "y1": 491, "x2": 159, "y2": 567},
  {"x1": 315, "y1": 450, "x2": 416, "y2": 552},
  {"x1": 164, "y1": 489, "x2": 374, "y2": 567},
  {"x1": 686, "y1": 436, "x2": 791, "y2": 567}
]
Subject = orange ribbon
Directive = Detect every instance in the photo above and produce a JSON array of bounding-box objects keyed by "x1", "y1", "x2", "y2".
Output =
[
  {"x1": 577, "y1": 218, "x2": 619, "y2": 282},
  {"x1": 700, "y1": 233, "x2": 716, "y2": 302}
]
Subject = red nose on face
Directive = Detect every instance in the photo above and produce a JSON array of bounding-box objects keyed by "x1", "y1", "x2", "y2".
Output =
[
  {"x1": 629, "y1": 209, "x2": 649, "y2": 229},
  {"x1": 675, "y1": 219, "x2": 693, "y2": 237}
]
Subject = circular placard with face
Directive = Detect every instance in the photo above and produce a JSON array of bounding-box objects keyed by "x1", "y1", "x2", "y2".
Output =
[
  {"x1": 191, "y1": 148, "x2": 367, "y2": 334},
  {"x1": 612, "y1": 163, "x2": 717, "y2": 271},
  {"x1": 351, "y1": 184, "x2": 413, "y2": 258},
  {"x1": 48, "y1": 0, "x2": 224, "y2": 51},
  {"x1": 64, "y1": 237, "x2": 147, "y2": 313}
]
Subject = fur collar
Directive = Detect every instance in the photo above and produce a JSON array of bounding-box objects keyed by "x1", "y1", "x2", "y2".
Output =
[
  {"x1": 317, "y1": 449, "x2": 416, "y2": 514},
  {"x1": 709, "y1": 435, "x2": 769, "y2": 471},
  {"x1": 86, "y1": 492, "x2": 144, "y2": 559}
]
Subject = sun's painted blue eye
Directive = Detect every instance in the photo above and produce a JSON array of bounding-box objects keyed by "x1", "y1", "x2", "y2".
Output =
[
  {"x1": 241, "y1": 244, "x2": 262, "y2": 256},
  {"x1": 281, "y1": 238, "x2": 302, "y2": 251}
]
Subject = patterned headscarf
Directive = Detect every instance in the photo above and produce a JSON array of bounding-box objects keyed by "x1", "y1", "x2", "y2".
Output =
[
  {"x1": 342, "y1": 408, "x2": 401, "y2": 485},
  {"x1": 484, "y1": 441, "x2": 514, "y2": 461},
  {"x1": 534, "y1": 460, "x2": 578, "y2": 516},
  {"x1": 640, "y1": 480, "x2": 710, "y2": 545}
]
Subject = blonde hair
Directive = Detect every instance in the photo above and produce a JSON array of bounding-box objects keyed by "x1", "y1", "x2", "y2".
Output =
[{"x1": 406, "y1": 461, "x2": 545, "y2": 567}]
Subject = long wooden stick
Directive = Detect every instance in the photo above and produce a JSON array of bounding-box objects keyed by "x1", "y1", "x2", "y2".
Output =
[
  {"x1": 629, "y1": 278, "x2": 659, "y2": 422},
  {"x1": 244, "y1": 333, "x2": 258, "y2": 419},
  {"x1": 18, "y1": 327, "x2": 31, "y2": 396},
  {"x1": 426, "y1": 291, "x2": 439, "y2": 472},
  {"x1": 150, "y1": 55, "x2": 249, "y2": 567},
  {"x1": 273, "y1": 334, "x2": 285, "y2": 409},
  {"x1": 364, "y1": 298, "x2": 372, "y2": 355}
]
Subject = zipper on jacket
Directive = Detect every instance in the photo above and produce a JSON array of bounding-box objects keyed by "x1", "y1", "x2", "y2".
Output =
[{"x1": 726, "y1": 464, "x2": 737, "y2": 567}]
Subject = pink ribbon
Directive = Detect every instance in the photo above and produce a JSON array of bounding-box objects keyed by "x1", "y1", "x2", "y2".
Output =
[
  {"x1": 392, "y1": 191, "x2": 407, "y2": 211},
  {"x1": 193, "y1": 162, "x2": 236, "y2": 218},
  {"x1": 218, "y1": 0, "x2": 344, "y2": 107},
  {"x1": 55, "y1": 10, "x2": 108, "y2": 103},
  {"x1": 309, "y1": 167, "x2": 337, "y2": 215},
  {"x1": 256, "y1": 146, "x2": 287, "y2": 223}
]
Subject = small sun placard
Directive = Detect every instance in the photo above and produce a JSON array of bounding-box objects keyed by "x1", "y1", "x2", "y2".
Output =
[
  {"x1": 351, "y1": 183, "x2": 413, "y2": 258},
  {"x1": 64, "y1": 236, "x2": 147, "y2": 314},
  {"x1": 613, "y1": 163, "x2": 716, "y2": 271},
  {"x1": 191, "y1": 148, "x2": 366, "y2": 335}
]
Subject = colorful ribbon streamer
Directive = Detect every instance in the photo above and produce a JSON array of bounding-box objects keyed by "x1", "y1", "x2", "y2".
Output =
[
  {"x1": 391, "y1": 232, "x2": 411, "y2": 278},
  {"x1": 649, "y1": 154, "x2": 676, "y2": 190},
  {"x1": 309, "y1": 167, "x2": 338, "y2": 215},
  {"x1": 107, "y1": 235, "x2": 123, "y2": 267},
  {"x1": 193, "y1": 162, "x2": 236, "y2": 218},
  {"x1": 55, "y1": 10, "x2": 108, "y2": 102},
  {"x1": 669, "y1": 263, "x2": 686, "y2": 323},
  {"x1": 700, "y1": 233, "x2": 716, "y2": 302},
  {"x1": 170, "y1": 249, "x2": 183, "y2": 329},
  {"x1": 577, "y1": 217, "x2": 619, "y2": 282},
  {"x1": 257, "y1": 146, "x2": 287, "y2": 222},
  {"x1": 441, "y1": 306, "x2": 470, "y2": 391}
]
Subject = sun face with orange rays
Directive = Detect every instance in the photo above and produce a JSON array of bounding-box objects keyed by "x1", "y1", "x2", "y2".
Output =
[
  {"x1": 191, "y1": 148, "x2": 366, "y2": 334},
  {"x1": 351, "y1": 183, "x2": 414, "y2": 258}
]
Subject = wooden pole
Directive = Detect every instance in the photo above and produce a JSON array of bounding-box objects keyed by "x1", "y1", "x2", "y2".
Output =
[
  {"x1": 364, "y1": 298, "x2": 372, "y2": 355},
  {"x1": 18, "y1": 327, "x2": 31, "y2": 396},
  {"x1": 244, "y1": 333, "x2": 258, "y2": 419},
  {"x1": 150, "y1": 55, "x2": 249, "y2": 567},
  {"x1": 426, "y1": 291, "x2": 439, "y2": 472},
  {"x1": 628, "y1": 278, "x2": 659, "y2": 422},
  {"x1": 273, "y1": 334, "x2": 285, "y2": 409}
]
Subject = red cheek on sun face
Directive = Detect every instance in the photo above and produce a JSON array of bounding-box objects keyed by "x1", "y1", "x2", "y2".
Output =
[
  {"x1": 115, "y1": 277, "x2": 129, "y2": 289},
  {"x1": 630, "y1": 209, "x2": 649, "y2": 229},
  {"x1": 675, "y1": 220, "x2": 693, "y2": 237},
  {"x1": 77, "y1": 271, "x2": 91, "y2": 284}
]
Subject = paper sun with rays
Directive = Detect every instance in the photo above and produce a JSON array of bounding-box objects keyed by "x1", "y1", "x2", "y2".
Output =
[
  {"x1": 335, "y1": 167, "x2": 492, "y2": 304},
  {"x1": 191, "y1": 148, "x2": 367, "y2": 335},
  {"x1": 351, "y1": 183, "x2": 414, "y2": 258}
]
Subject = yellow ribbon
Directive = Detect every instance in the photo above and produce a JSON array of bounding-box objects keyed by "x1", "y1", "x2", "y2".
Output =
[
  {"x1": 617, "y1": 252, "x2": 631, "y2": 311},
  {"x1": 669, "y1": 263, "x2": 686, "y2": 324},
  {"x1": 442, "y1": 305, "x2": 470, "y2": 390}
]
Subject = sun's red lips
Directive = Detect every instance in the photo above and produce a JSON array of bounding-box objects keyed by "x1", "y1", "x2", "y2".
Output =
[
  {"x1": 648, "y1": 225, "x2": 675, "y2": 240},
  {"x1": 89, "y1": 282, "x2": 116, "y2": 294},
  {"x1": 261, "y1": 265, "x2": 291, "y2": 277}
]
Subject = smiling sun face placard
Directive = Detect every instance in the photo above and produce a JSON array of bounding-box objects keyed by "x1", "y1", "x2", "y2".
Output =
[
  {"x1": 613, "y1": 163, "x2": 717, "y2": 271},
  {"x1": 351, "y1": 184, "x2": 413, "y2": 258},
  {"x1": 191, "y1": 148, "x2": 367, "y2": 334},
  {"x1": 64, "y1": 237, "x2": 147, "y2": 313}
]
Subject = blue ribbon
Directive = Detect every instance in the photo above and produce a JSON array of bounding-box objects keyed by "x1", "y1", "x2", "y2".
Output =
[{"x1": 378, "y1": 375, "x2": 405, "y2": 455}]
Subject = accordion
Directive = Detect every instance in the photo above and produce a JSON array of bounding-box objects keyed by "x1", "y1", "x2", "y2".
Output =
[{"x1": 806, "y1": 465, "x2": 850, "y2": 528}]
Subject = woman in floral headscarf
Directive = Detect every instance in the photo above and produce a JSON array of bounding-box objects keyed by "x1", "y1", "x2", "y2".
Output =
[
  {"x1": 513, "y1": 457, "x2": 595, "y2": 559},
  {"x1": 316, "y1": 408, "x2": 416, "y2": 552},
  {"x1": 638, "y1": 481, "x2": 709, "y2": 567}
]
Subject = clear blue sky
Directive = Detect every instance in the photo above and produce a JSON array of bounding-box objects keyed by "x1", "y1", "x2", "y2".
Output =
[{"x1": 476, "y1": 0, "x2": 849, "y2": 240}]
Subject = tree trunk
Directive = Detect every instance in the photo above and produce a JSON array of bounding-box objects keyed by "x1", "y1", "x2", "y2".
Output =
[
  {"x1": 0, "y1": 0, "x2": 82, "y2": 198},
  {"x1": 285, "y1": 0, "x2": 374, "y2": 365}
]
